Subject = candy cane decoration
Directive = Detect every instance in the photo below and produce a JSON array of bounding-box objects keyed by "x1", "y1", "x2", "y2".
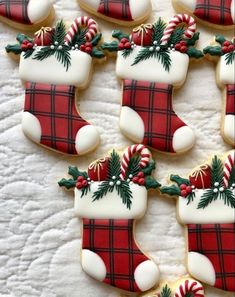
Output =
[
  {"x1": 174, "y1": 279, "x2": 204, "y2": 297},
  {"x1": 65, "y1": 16, "x2": 98, "y2": 44},
  {"x1": 120, "y1": 144, "x2": 151, "y2": 180},
  {"x1": 223, "y1": 150, "x2": 235, "y2": 188},
  {"x1": 160, "y1": 14, "x2": 196, "y2": 46}
]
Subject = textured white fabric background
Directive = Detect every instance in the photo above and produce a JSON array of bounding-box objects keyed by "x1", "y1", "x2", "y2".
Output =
[{"x1": 0, "y1": 1, "x2": 234, "y2": 296}]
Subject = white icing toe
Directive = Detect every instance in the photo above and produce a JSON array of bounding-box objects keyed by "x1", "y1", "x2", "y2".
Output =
[
  {"x1": 81, "y1": 249, "x2": 106, "y2": 281},
  {"x1": 188, "y1": 252, "x2": 216, "y2": 286},
  {"x1": 172, "y1": 126, "x2": 195, "y2": 153},
  {"x1": 231, "y1": 0, "x2": 235, "y2": 24},
  {"x1": 75, "y1": 125, "x2": 100, "y2": 155},
  {"x1": 129, "y1": 0, "x2": 152, "y2": 20},
  {"x1": 22, "y1": 112, "x2": 42, "y2": 143},
  {"x1": 27, "y1": 0, "x2": 53, "y2": 24},
  {"x1": 224, "y1": 115, "x2": 235, "y2": 145},
  {"x1": 119, "y1": 106, "x2": 145, "y2": 143},
  {"x1": 174, "y1": 0, "x2": 196, "y2": 11},
  {"x1": 134, "y1": 260, "x2": 160, "y2": 292}
]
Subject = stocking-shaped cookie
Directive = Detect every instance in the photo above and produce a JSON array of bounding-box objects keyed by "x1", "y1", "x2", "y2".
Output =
[
  {"x1": 59, "y1": 144, "x2": 161, "y2": 293},
  {"x1": 0, "y1": 0, "x2": 54, "y2": 30},
  {"x1": 6, "y1": 17, "x2": 105, "y2": 155},
  {"x1": 173, "y1": 0, "x2": 235, "y2": 29},
  {"x1": 204, "y1": 36, "x2": 235, "y2": 147},
  {"x1": 141, "y1": 278, "x2": 205, "y2": 297},
  {"x1": 77, "y1": 0, "x2": 152, "y2": 25},
  {"x1": 102, "y1": 14, "x2": 203, "y2": 154},
  {"x1": 161, "y1": 150, "x2": 235, "y2": 292}
]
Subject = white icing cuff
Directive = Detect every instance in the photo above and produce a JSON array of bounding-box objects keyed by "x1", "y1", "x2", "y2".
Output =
[
  {"x1": 74, "y1": 183, "x2": 148, "y2": 219},
  {"x1": 28, "y1": 0, "x2": 53, "y2": 24},
  {"x1": 129, "y1": 0, "x2": 152, "y2": 20}
]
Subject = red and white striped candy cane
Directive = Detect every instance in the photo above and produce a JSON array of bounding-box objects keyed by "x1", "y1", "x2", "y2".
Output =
[
  {"x1": 65, "y1": 16, "x2": 98, "y2": 44},
  {"x1": 120, "y1": 144, "x2": 151, "y2": 180},
  {"x1": 174, "y1": 279, "x2": 204, "y2": 297},
  {"x1": 160, "y1": 14, "x2": 196, "y2": 46},
  {"x1": 223, "y1": 150, "x2": 235, "y2": 188}
]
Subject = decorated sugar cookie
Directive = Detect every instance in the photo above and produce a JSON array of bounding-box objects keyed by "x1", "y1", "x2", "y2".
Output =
[
  {"x1": 161, "y1": 150, "x2": 235, "y2": 292},
  {"x1": 6, "y1": 17, "x2": 105, "y2": 156},
  {"x1": 102, "y1": 14, "x2": 203, "y2": 154},
  {"x1": 59, "y1": 144, "x2": 161, "y2": 293},
  {"x1": 77, "y1": 0, "x2": 152, "y2": 26},
  {"x1": 140, "y1": 278, "x2": 205, "y2": 297},
  {"x1": 0, "y1": 0, "x2": 54, "y2": 30},
  {"x1": 172, "y1": 0, "x2": 235, "y2": 29},
  {"x1": 204, "y1": 36, "x2": 235, "y2": 147}
]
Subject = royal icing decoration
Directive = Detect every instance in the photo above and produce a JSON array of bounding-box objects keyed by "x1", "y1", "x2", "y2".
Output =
[
  {"x1": 0, "y1": 0, "x2": 54, "y2": 27},
  {"x1": 5, "y1": 18, "x2": 105, "y2": 155},
  {"x1": 161, "y1": 150, "x2": 235, "y2": 292},
  {"x1": 173, "y1": 0, "x2": 235, "y2": 28},
  {"x1": 77, "y1": 0, "x2": 152, "y2": 25},
  {"x1": 140, "y1": 278, "x2": 205, "y2": 297},
  {"x1": 59, "y1": 144, "x2": 161, "y2": 292},
  {"x1": 102, "y1": 15, "x2": 202, "y2": 154},
  {"x1": 204, "y1": 36, "x2": 235, "y2": 146}
]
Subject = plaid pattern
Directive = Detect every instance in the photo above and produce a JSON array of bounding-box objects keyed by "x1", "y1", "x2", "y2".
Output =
[
  {"x1": 122, "y1": 80, "x2": 187, "y2": 153},
  {"x1": 25, "y1": 82, "x2": 90, "y2": 155},
  {"x1": 188, "y1": 223, "x2": 235, "y2": 292},
  {"x1": 0, "y1": 0, "x2": 31, "y2": 24},
  {"x1": 98, "y1": 0, "x2": 133, "y2": 21},
  {"x1": 82, "y1": 219, "x2": 149, "y2": 292},
  {"x1": 194, "y1": 0, "x2": 233, "y2": 25},
  {"x1": 226, "y1": 84, "x2": 235, "y2": 115}
]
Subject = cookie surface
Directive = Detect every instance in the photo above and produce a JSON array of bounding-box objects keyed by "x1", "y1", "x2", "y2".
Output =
[
  {"x1": 59, "y1": 144, "x2": 161, "y2": 293},
  {"x1": 78, "y1": 0, "x2": 152, "y2": 26},
  {"x1": 161, "y1": 150, "x2": 235, "y2": 292},
  {"x1": 6, "y1": 17, "x2": 105, "y2": 155}
]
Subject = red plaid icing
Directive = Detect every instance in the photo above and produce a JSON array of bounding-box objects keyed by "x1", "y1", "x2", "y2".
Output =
[
  {"x1": 0, "y1": 0, "x2": 31, "y2": 24},
  {"x1": 25, "y1": 82, "x2": 91, "y2": 155},
  {"x1": 194, "y1": 0, "x2": 233, "y2": 26},
  {"x1": 226, "y1": 85, "x2": 235, "y2": 115},
  {"x1": 188, "y1": 224, "x2": 235, "y2": 292},
  {"x1": 98, "y1": 0, "x2": 133, "y2": 21},
  {"x1": 82, "y1": 219, "x2": 149, "y2": 292},
  {"x1": 122, "y1": 80, "x2": 188, "y2": 153}
]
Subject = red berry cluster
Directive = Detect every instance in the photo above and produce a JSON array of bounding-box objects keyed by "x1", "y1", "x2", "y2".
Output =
[
  {"x1": 21, "y1": 39, "x2": 34, "y2": 51},
  {"x1": 80, "y1": 42, "x2": 93, "y2": 54},
  {"x1": 175, "y1": 41, "x2": 188, "y2": 53},
  {"x1": 222, "y1": 41, "x2": 234, "y2": 54},
  {"x1": 132, "y1": 172, "x2": 145, "y2": 186},
  {"x1": 180, "y1": 184, "x2": 192, "y2": 197},
  {"x1": 118, "y1": 38, "x2": 131, "y2": 50},
  {"x1": 76, "y1": 176, "x2": 88, "y2": 189}
]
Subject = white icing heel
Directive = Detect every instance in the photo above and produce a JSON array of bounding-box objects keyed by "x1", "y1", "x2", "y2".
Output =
[
  {"x1": 223, "y1": 114, "x2": 235, "y2": 145},
  {"x1": 27, "y1": 0, "x2": 53, "y2": 24},
  {"x1": 22, "y1": 112, "x2": 42, "y2": 143},
  {"x1": 134, "y1": 260, "x2": 160, "y2": 292},
  {"x1": 119, "y1": 107, "x2": 145, "y2": 143},
  {"x1": 172, "y1": 126, "x2": 195, "y2": 153},
  {"x1": 129, "y1": 0, "x2": 152, "y2": 21},
  {"x1": 81, "y1": 249, "x2": 106, "y2": 282},
  {"x1": 75, "y1": 125, "x2": 100, "y2": 155},
  {"x1": 188, "y1": 252, "x2": 216, "y2": 286}
]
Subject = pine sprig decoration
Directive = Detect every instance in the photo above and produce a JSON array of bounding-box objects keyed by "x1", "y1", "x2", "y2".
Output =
[
  {"x1": 152, "y1": 18, "x2": 166, "y2": 45},
  {"x1": 53, "y1": 20, "x2": 66, "y2": 44},
  {"x1": 71, "y1": 27, "x2": 87, "y2": 47},
  {"x1": 225, "y1": 51, "x2": 235, "y2": 65},
  {"x1": 122, "y1": 48, "x2": 133, "y2": 58},
  {"x1": 211, "y1": 156, "x2": 224, "y2": 186},
  {"x1": 228, "y1": 167, "x2": 235, "y2": 187},
  {"x1": 108, "y1": 150, "x2": 121, "y2": 178},
  {"x1": 125, "y1": 156, "x2": 141, "y2": 178},
  {"x1": 92, "y1": 181, "x2": 111, "y2": 201},
  {"x1": 116, "y1": 181, "x2": 133, "y2": 209},
  {"x1": 167, "y1": 26, "x2": 185, "y2": 46},
  {"x1": 160, "y1": 285, "x2": 172, "y2": 297}
]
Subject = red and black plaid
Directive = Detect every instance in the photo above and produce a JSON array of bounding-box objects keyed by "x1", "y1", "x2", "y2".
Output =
[
  {"x1": 188, "y1": 223, "x2": 235, "y2": 292},
  {"x1": 194, "y1": 0, "x2": 233, "y2": 25},
  {"x1": 25, "y1": 82, "x2": 89, "y2": 155},
  {"x1": 122, "y1": 80, "x2": 187, "y2": 153},
  {"x1": 0, "y1": 0, "x2": 31, "y2": 24},
  {"x1": 98, "y1": 0, "x2": 133, "y2": 21},
  {"x1": 226, "y1": 84, "x2": 235, "y2": 115},
  {"x1": 82, "y1": 219, "x2": 149, "y2": 292}
]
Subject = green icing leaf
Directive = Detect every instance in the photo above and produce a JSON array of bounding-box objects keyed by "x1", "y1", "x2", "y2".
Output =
[
  {"x1": 186, "y1": 32, "x2": 200, "y2": 46},
  {"x1": 5, "y1": 44, "x2": 22, "y2": 55},
  {"x1": 152, "y1": 18, "x2": 166, "y2": 45},
  {"x1": 186, "y1": 47, "x2": 204, "y2": 59},
  {"x1": 160, "y1": 284, "x2": 172, "y2": 297},
  {"x1": 142, "y1": 160, "x2": 156, "y2": 176},
  {"x1": 170, "y1": 174, "x2": 190, "y2": 186},
  {"x1": 91, "y1": 47, "x2": 105, "y2": 59},
  {"x1": 122, "y1": 48, "x2": 133, "y2": 58},
  {"x1": 101, "y1": 40, "x2": 119, "y2": 52},
  {"x1": 203, "y1": 46, "x2": 223, "y2": 56},
  {"x1": 145, "y1": 176, "x2": 161, "y2": 190},
  {"x1": 16, "y1": 33, "x2": 33, "y2": 44},
  {"x1": 68, "y1": 166, "x2": 88, "y2": 180},
  {"x1": 215, "y1": 35, "x2": 226, "y2": 45},
  {"x1": 112, "y1": 30, "x2": 130, "y2": 41},
  {"x1": 91, "y1": 33, "x2": 102, "y2": 46},
  {"x1": 225, "y1": 51, "x2": 235, "y2": 65},
  {"x1": 161, "y1": 185, "x2": 181, "y2": 196},
  {"x1": 58, "y1": 178, "x2": 76, "y2": 189}
]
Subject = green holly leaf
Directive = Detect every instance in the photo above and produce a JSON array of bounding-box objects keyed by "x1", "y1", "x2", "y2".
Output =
[
  {"x1": 170, "y1": 174, "x2": 190, "y2": 186},
  {"x1": 215, "y1": 35, "x2": 226, "y2": 45},
  {"x1": 203, "y1": 46, "x2": 223, "y2": 56},
  {"x1": 142, "y1": 160, "x2": 156, "y2": 176},
  {"x1": 16, "y1": 33, "x2": 33, "y2": 44},
  {"x1": 145, "y1": 176, "x2": 161, "y2": 190},
  {"x1": 186, "y1": 47, "x2": 204, "y2": 59},
  {"x1": 68, "y1": 166, "x2": 88, "y2": 180},
  {"x1": 161, "y1": 185, "x2": 181, "y2": 196},
  {"x1": 112, "y1": 30, "x2": 129, "y2": 41},
  {"x1": 58, "y1": 178, "x2": 76, "y2": 189},
  {"x1": 91, "y1": 33, "x2": 102, "y2": 46},
  {"x1": 186, "y1": 32, "x2": 200, "y2": 46},
  {"x1": 101, "y1": 40, "x2": 119, "y2": 52},
  {"x1": 91, "y1": 47, "x2": 105, "y2": 59},
  {"x1": 5, "y1": 44, "x2": 22, "y2": 55}
]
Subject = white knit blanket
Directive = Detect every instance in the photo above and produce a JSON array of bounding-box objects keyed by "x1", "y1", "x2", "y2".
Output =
[{"x1": 0, "y1": 1, "x2": 233, "y2": 296}]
